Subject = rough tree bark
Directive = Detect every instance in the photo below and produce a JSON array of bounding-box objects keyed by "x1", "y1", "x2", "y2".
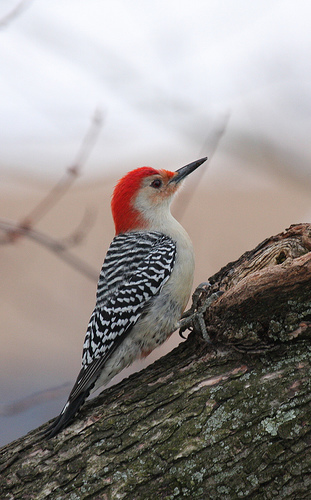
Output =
[{"x1": 1, "y1": 223, "x2": 310, "y2": 500}]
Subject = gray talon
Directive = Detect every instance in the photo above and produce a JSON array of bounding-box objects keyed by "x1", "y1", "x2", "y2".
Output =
[{"x1": 179, "y1": 284, "x2": 223, "y2": 342}]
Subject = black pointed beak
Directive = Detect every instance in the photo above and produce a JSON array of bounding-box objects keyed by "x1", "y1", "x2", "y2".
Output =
[{"x1": 169, "y1": 157, "x2": 207, "y2": 184}]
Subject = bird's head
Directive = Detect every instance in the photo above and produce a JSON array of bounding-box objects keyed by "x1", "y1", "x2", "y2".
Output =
[{"x1": 111, "y1": 157, "x2": 207, "y2": 234}]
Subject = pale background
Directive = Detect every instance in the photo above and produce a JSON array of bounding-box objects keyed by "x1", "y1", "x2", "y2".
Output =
[{"x1": 1, "y1": 0, "x2": 311, "y2": 446}]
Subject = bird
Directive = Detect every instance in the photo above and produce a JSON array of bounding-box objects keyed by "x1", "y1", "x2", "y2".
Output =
[{"x1": 43, "y1": 156, "x2": 207, "y2": 438}]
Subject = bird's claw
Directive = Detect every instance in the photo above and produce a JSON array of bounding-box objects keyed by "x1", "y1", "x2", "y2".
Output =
[{"x1": 179, "y1": 282, "x2": 223, "y2": 342}]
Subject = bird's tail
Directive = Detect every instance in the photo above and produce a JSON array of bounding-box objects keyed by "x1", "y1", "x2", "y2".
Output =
[
  {"x1": 42, "y1": 390, "x2": 89, "y2": 439},
  {"x1": 42, "y1": 360, "x2": 103, "y2": 439}
]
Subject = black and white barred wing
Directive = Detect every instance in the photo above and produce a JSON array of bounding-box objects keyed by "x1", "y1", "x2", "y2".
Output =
[
  {"x1": 44, "y1": 232, "x2": 176, "y2": 438},
  {"x1": 96, "y1": 230, "x2": 175, "y2": 301},
  {"x1": 70, "y1": 231, "x2": 176, "y2": 399}
]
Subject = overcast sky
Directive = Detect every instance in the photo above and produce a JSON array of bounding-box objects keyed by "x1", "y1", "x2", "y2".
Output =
[{"x1": 1, "y1": 0, "x2": 311, "y2": 182}]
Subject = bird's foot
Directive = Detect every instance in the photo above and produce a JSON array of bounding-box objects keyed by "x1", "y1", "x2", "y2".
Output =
[{"x1": 179, "y1": 282, "x2": 223, "y2": 342}]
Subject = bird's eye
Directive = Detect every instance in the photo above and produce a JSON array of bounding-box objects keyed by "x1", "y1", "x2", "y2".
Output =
[{"x1": 150, "y1": 179, "x2": 162, "y2": 189}]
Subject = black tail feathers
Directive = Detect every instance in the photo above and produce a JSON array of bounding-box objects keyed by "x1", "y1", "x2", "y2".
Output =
[{"x1": 42, "y1": 391, "x2": 88, "y2": 439}]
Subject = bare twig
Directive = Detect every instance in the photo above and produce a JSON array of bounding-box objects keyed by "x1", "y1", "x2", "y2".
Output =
[
  {"x1": 177, "y1": 113, "x2": 229, "y2": 221},
  {"x1": 0, "y1": 218, "x2": 98, "y2": 281},
  {"x1": 0, "y1": 109, "x2": 104, "y2": 279},
  {"x1": 20, "y1": 108, "x2": 104, "y2": 228},
  {"x1": 0, "y1": 383, "x2": 72, "y2": 417},
  {"x1": 0, "y1": 0, "x2": 33, "y2": 29},
  {"x1": 60, "y1": 208, "x2": 97, "y2": 248}
]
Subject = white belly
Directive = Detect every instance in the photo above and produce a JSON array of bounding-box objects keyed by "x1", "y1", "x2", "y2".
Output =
[{"x1": 92, "y1": 228, "x2": 195, "y2": 393}]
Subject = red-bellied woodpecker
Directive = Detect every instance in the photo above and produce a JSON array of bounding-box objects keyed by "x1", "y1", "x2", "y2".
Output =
[{"x1": 44, "y1": 157, "x2": 207, "y2": 438}]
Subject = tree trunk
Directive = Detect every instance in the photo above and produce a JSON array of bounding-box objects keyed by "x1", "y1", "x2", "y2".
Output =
[{"x1": 1, "y1": 223, "x2": 311, "y2": 500}]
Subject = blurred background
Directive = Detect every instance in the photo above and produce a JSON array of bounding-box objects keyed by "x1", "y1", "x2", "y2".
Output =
[{"x1": 1, "y1": 0, "x2": 311, "y2": 446}]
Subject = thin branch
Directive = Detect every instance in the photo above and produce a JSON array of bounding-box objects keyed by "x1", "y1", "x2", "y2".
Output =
[
  {"x1": 0, "y1": 383, "x2": 72, "y2": 417},
  {"x1": 177, "y1": 113, "x2": 230, "y2": 221},
  {"x1": 0, "y1": 207, "x2": 97, "y2": 248},
  {"x1": 0, "y1": 0, "x2": 33, "y2": 29},
  {"x1": 0, "y1": 109, "x2": 104, "y2": 279},
  {"x1": 0, "y1": 218, "x2": 98, "y2": 281},
  {"x1": 71, "y1": 107, "x2": 104, "y2": 172},
  {"x1": 20, "y1": 108, "x2": 104, "y2": 228},
  {"x1": 60, "y1": 207, "x2": 97, "y2": 248}
]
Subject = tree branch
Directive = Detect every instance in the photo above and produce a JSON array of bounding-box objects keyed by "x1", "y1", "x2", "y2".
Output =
[
  {"x1": 0, "y1": 224, "x2": 310, "y2": 499},
  {"x1": 197, "y1": 223, "x2": 311, "y2": 349},
  {"x1": 0, "y1": 218, "x2": 98, "y2": 281}
]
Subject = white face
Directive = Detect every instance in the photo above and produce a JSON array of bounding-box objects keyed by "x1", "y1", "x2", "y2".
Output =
[
  {"x1": 135, "y1": 172, "x2": 178, "y2": 205},
  {"x1": 133, "y1": 172, "x2": 180, "y2": 226}
]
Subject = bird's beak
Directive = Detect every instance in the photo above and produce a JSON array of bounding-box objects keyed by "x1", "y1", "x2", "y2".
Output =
[{"x1": 169, "y1": 157, "x2": 208, "y2": 184}]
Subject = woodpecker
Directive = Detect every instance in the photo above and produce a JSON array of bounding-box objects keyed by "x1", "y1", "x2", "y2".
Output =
[{"x1": 44, "y1": 157, "x2": 207, "y2": 438}]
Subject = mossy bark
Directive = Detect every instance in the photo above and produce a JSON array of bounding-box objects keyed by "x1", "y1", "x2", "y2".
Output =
[{"x1": 1, "y1": 224, "x2": 310, "y2": 500}]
